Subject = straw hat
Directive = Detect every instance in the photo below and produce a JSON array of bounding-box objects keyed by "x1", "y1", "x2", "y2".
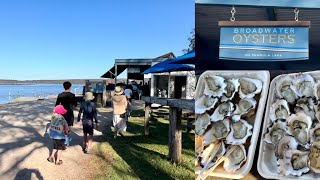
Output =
[
  {"x1": 54, "y1": 105, "x2": 67, "y2": 115},
  {"x1": 114, "y1": 86, "x2": 124, "y2": 95},
  {"x1": 84, "y1": 92, "x2": 95, "y2": 101}
]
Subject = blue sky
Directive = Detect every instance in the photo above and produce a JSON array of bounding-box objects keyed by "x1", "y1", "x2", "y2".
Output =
[{"x1": 0, "y1": 0, "x2": 194, "y2": 80}]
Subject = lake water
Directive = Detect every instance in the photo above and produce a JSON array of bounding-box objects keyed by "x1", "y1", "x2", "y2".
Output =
[{"x1": 0, "y1": 84, "x2": 84, "y2": 104}]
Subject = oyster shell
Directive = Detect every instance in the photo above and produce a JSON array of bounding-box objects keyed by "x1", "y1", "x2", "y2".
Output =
[
  {"x1": 287, "y1": 112, "x2": 312, "y2": 148},
  {"x1": 291, "y1": 74, "x2": 315, "y2": 97},
  {"x1": 278, "y1": 150, "x2": 310, "y2": 176},
  {"x1": 276, "y1": 136, "x2": 298, "y2": 159},
  {"x1": 294, "y1": 97, "x2": 315, "y2": 120},
  {"x1": 195, "y1": 136, "x2": 204, "y2": 157},
  {"x1": 269, "y1": 99, "x2": 291, "y2": 122},
  {"x1": 195, "y1": 95, "x2": 218, "y2": 114},
  {"x1": 264, "y1": 120, "x2": 288, "y2": 146},
  {"x1": 232, "y1": 98, "x2": 257, "y2": 122},
  {"x1": 275, "y1": 75, "x2": 297, "y2": 104},
  {"x1": 223, "y1": 145, "x2": 247, "y2": 172},
  {"x1": 310, "y1": 124, "x2": 320, "y2": 144},
  {"x1": 210, "y1": 102, "x2": 234, "y2": 122},
  {"x1": 226, "y1": 120, "x2": 253, "y2": 145},
  {"x1": 201, "y1": 142, "x2": 226, "y2": 169},
  {"x1": 314, "y1": 104, "x2": 320, "y2": 122},
  {"x1": 195, "y1": 113, "x2": 211, "y2": 136},
  {"x1": 203, "y1": 118, "x2": 230, "y2": 146},
  {"x1": 314, "y1": 81, "x2": 320, "y2": 100},
  {"x1": 204, "y1": 75, "x2": 227, "y2": 97},
  {"x1": 309, "y1": 141, "x2": 320, "y2": 174},
  {"x1": 238, "y1": 77, "x2": 262, "y2": 99},
  {"x1": 221, "y1": 79, "x2": 240, "y2": 102}
]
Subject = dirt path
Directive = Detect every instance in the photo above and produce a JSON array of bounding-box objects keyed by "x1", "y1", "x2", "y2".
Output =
[{"x1": 0, "y1": 99, "x2": 115, "y2": 180}]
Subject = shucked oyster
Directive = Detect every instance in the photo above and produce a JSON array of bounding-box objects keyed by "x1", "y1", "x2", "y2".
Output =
[
  {"x1": 226, "y1": 119, "x2": 253, "y2": 145},
  {"x1": 221, "y1": 79, "x2": 240, "y2": 102},
  {"x1": 232, "y1": 98, "x2": 256, "y2": 122},
  {"x1": 210, "y1": 101, "x2": 234, "y2": 122},
  {"x1": 291, "y1": 74, "x2": 315, "y2": 97},
  {"x1": 309, "y1": 141, "x2": 320, "y2": 174},
  {"x1": 223, "y1": 144, "x2": 247, "y2": 173},
  {"x1": 195, "y1": 113, "x2": 211, "y2": 136},
  {"x1": 238, "y1": 77, "x2": 262, "y2": 99},
  {"x1": 278, "y1": 150, "x2": 310, "y2": 176},
  {"x1": 204, "y1": 75, "x2": 227, "y2": 97},
  {"x1": 264, "y1": 120, "x2": 288, "y2": 146},
  {"x1": 203, "y1": 118, "x2": 230, "y2": 146},
  {"x1": 201, "y1": 142, "x2": 226, "y2": 169},
  {"x1": 195, "y1": 95, "x2": 218, "y2": 114},
  {"x1": 287, "y1": 112, "x2": 312, "y2": 148},
  {"x1": 314, "y1": 81, "x2": 320, "y2": 100},
  {"x1": 269, "y1": 99, "x2": 291, "y2": 122},
  {"x1": 310, "y1": 124, "x2": 320, "y2": 144},
  {"x1": 276, "y1": 75, "x2": 297, "y2": 104},
  {"x1": 276, "y1": 136, "x2": 298, "y2": 159},
  {"x1": 294, "y1": 97, "x2": 316, "y2": 120}
]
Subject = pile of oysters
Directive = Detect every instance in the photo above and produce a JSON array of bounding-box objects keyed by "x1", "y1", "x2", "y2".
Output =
[
  {"x1": 195, "y1": 75, "x2": 262, "y2": 174},
  {"x1": 264, "y1": 73, "x2": 320, "y2": 176}
]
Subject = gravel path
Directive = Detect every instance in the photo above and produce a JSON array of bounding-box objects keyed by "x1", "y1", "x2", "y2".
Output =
[{"x1": 0, "y1": 99, "x2": 113, "y2": 180}]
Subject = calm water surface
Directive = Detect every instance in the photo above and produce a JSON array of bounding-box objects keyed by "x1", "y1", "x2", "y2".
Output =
[{"x1": 0, "y1": 84, "x2": 83, "y2": 104}]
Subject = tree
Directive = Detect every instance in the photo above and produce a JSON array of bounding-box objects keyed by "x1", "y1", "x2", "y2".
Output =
[{"x1": 182, "y1": 28, "x2": 195, "y2": 54}]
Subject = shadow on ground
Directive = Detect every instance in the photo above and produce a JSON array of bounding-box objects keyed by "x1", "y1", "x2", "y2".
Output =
[
  {"x1": 94, "y1": 102, "x2": 195, "y2": 180},
  {"x1": 0, "y1": 100, "x2": 84, "y2": 178}
]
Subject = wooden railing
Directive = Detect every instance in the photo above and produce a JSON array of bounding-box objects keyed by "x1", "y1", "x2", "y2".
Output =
[{"x1": 142, "y1": 96, "x2": 194, "y2": 164}]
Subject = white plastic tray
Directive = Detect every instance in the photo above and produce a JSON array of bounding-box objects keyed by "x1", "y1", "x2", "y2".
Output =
[
  {"x1": 258, "y1": 70, "x2": 320, "y2": 180},
  {"x1": 195, "y1": 70, "x2": 270, "y2": 179}
]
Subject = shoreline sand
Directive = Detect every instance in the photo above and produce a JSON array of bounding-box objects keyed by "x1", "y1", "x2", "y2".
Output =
[{"x1": 0, "y1": 99, "x2": 107, "y2": 179}]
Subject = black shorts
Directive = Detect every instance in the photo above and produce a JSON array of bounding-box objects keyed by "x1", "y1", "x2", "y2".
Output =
[
  {"x1": 53, "y1": 139, "x2": 66, "y2": 150},
  {"x1": 64, "y1": 116, "x2": 74, "y2": 126},
  {"x1": 83, "y1": 126, "x2": 94, "y2": 136}
]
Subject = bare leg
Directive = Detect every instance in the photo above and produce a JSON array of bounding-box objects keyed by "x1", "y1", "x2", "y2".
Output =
[
  {"x1": 56, "y1": 150, "x2": 62, "y2": 164},
  {"x1": 83, "y1": 133, "x2": 87, "y2": 150},
  {"x1": 50, "y1": 149, "x2": 57, "y2": 159},
  {"x1": 88, "y1": 135, "x2": 93, "y2": 150}
]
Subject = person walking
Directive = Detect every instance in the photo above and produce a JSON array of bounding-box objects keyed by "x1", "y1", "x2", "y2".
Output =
[
  {"x1": 56, "y1": 81, "x2": 78, "y2": 131},
  {"x1": 112, "y1": 86, "x2": 128, "y2": 138},
  {"x1": 77, "y1": 92, "x2": 98, "y2": 154},
  {"x1": 124, "y1": 85, "x2": 133, "y2": 118},
  {"x1": 47, "y1": 105, "x2": 69, "y2": 165}
]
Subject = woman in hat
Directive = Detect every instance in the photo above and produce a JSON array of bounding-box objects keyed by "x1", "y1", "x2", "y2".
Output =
[
  {"x1": 112, "y1": 86, "x2": 128, "y2": 138},
  {"x1": 77, "y1": 92, "x2": 98, "y2": 154}
]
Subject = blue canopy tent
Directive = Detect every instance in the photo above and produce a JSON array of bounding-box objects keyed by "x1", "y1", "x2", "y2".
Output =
[
  {"x1": 169, "y1": 50, "x2": 195, "y2": 65},
  {"x1": 142, "y1": 58, "x2": 194, "y2": 74}
]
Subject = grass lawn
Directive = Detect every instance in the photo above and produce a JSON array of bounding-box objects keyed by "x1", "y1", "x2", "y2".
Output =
[{"x1": 92, "y1": 109, "x2": 195, "y2": 180}]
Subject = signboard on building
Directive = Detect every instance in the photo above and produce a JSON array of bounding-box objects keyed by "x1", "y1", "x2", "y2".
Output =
[
  {"x1": 219, "y1": 21, "x2": 310, "y2": 61},
  {"x1": 128, "y1": 67, "x2": 141, "y2": 73}
]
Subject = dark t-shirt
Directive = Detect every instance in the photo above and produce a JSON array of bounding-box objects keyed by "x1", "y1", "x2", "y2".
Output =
[
  {"x1": 55, "y1": 92, "x2": 77, "y2": 120},
  {"x1": 78, "y1": 101, "x2": 98, "y2": 123}
]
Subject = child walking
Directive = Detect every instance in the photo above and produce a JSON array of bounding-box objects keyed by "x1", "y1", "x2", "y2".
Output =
[
  {"x1": 47, "y1": 105, "x2": 69, "y2": 165},
  {"x1": 77, "y1": 92, "x2": 98, "y2": 154}
]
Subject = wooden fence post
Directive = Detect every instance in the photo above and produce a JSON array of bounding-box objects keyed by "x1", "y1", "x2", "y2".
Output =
[
  {"x1": 144, "y1": 102, "x2": 151, "y2": 136},
  {"x1": 168, "y1": 107, "x2": 182, "y2": 164}
]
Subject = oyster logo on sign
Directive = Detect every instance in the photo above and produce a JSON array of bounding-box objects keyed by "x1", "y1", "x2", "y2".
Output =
[{"x1": 218, "y1": 21, "x2": 310, "y2": 61}]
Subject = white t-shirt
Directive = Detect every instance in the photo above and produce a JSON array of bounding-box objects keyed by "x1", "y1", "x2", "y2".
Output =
[{"x1": 124, "y1": 89, "x2": 133, "y2": 98}]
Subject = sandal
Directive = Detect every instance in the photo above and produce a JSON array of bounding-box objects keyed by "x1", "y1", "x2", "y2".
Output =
[
  {"x1": 47, "y1": 157, "x2": 54, "y2": 163},
  {"x1": 55, "y1": 160, "x2": 63, "y2": 165}
]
